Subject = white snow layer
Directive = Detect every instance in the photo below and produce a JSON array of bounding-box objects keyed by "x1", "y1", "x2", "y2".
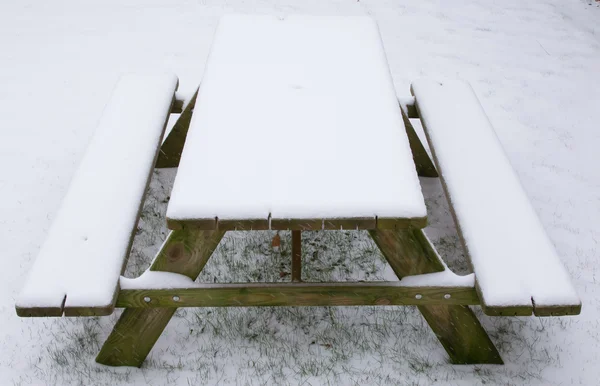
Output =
[
  {"x1": 16, "y1": 74, "x2": 178, "y2": 311},
  {"x1": 166, "y1": 15, "x2": 427, "y2": 225},
  {"x1": 412, "y1": 79, "x2": 580, "y2": 311}
]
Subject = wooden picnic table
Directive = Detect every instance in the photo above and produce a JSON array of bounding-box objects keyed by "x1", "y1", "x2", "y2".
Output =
[{"x1": 16, "y1": 14, "x2": 580, "y2": 368}]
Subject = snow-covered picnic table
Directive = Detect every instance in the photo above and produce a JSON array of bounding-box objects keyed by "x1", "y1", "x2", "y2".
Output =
[{"x1": 16, "y1": 14, "x2": 580, "y2": 368}]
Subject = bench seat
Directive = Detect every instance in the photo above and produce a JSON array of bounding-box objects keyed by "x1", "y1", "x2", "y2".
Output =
[
  {"x1": 411, "y1": 79, "x2": 581, "y2": 316},
  {"x1": 16, "y1": 74, "x2": 179, "y2": 317}
]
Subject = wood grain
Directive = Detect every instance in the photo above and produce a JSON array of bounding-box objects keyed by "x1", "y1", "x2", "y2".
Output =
[
  {"x1": 116, "y1": 283, "x2": 479, "y2": 308},
  {"x1": 369, "y1": 228, "x2": 503, "y2": 364},
  {"x1": 96, "y1": 229, "x2": 224, "y2": 367}
]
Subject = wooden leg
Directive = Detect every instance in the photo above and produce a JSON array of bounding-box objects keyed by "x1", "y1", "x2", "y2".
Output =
[
  {"x1": 291, "y1": 231, "x2": 302, "y2": 282},
  {"x1": 155, "y1": 88, "x2": 199, "y2": 168},
  {"x1": 96, "y1": 228, "x2": 224, "y2": 367},
  {"x1": 369, "y1": 228, "x2": 502, "y2": 364},
  {"x1": 400, "y1": 108, "x2": 438, "y2": 178}
]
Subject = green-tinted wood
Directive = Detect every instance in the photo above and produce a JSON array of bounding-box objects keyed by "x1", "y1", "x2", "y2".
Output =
[
  {"x1": 398, "y1": 96, "x2": 419, "y2": 118},
  {"x1": 369, "y1": 228, "x2": 503, "y2": 364},
  {"x1": 533, "y1": 304, "x2": 582, "y2": 317},
  {"x1": 400, "y1": 107, "x2": 438, "y2": 178},
  {"x1": 155, "y1": 88, "x2": 199, "y2": 168},
  {"x1": 168, "y1": 217, "x2": 428, "y2": 231},
  {"x1": 96, "y1": 229, "x2": 224, "y2": 367},
  {"x1": 117, "y1": 283, "x2": 479, "y2": 308}
]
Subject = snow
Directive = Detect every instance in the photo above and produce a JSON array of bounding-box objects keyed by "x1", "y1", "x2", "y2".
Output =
[
  {"x1": 2, "y1": 0, "x2": 600, "y2": 384},
  {"x1": 121, "y1": 270, "x2": 474, "y2": 290},
  {"x1": 412, "y1": 79, "x2": 581, "y2": 313},
  {"x1": 166, "y1": 15, "x2": 427, "y2": 227},
  {"x1": 120, "y1": 271, "x2": 196, "y2": 290},
  {"x1": 16, "y1": 74, "x2": 178, "y2": 312}
]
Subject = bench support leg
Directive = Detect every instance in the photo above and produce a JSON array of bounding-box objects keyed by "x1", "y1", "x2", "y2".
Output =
[
  {"x1": 400, "y1": 108, "x2": 438, "y2": 178},
  {"x1": 155, "y1": 88, "x2": 199, "y2": 168},
  {"x1": 96, "y1": 228, "x2": 224, "y2": 367},
  {"x1": 369, "y1": 228, "x2": 503, "y2": 364}
]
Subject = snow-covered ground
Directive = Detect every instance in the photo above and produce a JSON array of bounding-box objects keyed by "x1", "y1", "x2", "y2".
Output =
[{"x1": 1, "y1": 0, "x2": 599, "y2": 385}]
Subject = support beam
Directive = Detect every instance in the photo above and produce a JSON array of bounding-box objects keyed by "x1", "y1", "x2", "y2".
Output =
[
  {"x1": 291, "y1": 231, "x2": 302, "y2": 282},
  {"x1": 96, "y1": 229, "x2": 224, "y2": 367},
  {"x1": 369, "y1": 228, "x2": 502, "y2": 364},
  {"x1": 155, "y1": 88, "x2": 199, "y2": 168},
  {"x1": 117, "y1": 282, "x2": 479, "y2": 308}
]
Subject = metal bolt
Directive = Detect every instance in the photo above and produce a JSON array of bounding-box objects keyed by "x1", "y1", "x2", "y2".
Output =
[
  {"x1": 444, "y1": 294, "x2": 451, "y2": 299},
  {"x1": 143, "y1": 296, "x2": 151, "y2": 303},
  {"x1": 173, "y1": 296, "x2": 180, "y2": 302},
  {"x1": 415, "y1": 294, "x2": 422, "y2": 300}
]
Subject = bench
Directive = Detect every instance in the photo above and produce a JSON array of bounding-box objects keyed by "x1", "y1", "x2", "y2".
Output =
[
  {"x1": 15, "y1": 15, "x2": 580, "y2": 367},
  {"x1": 411, "y1": 79, "x2": 581, "y2": 317},
  {"x1": 16, "y1": 74, "x2": 179, "y2": 317}
]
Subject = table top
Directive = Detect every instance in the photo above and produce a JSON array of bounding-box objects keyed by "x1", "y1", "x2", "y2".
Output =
[{"x1": 166, "y1": 14, "x2": 427, "y2": 230}]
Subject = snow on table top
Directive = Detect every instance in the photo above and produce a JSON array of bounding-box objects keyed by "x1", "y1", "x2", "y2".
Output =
[
  {"x1": 16, "y1": 74, "x2": 178, "y2": 315},
  {"x1": 412, "y1": 79, "x2": 580, "y2": 314},
  {"x1": 166, "y1": 15, "x2": 426, "y2": 229}
]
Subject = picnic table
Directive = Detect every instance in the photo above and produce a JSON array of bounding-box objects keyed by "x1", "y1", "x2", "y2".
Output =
[{"x1": 16, "y1": 15, "x2": 580, "y2": 367}]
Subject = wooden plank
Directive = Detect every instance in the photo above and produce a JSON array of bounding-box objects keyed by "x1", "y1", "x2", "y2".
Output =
[
  {"x1": 155, "y1": 88, "x2": 199, "y2": 168},
  {"x1": 270, "y1": 217, "x2": 376, "y2": 231},
  {"x1": 16, "y1": 74, "x2": 179, "y2": 317},
  {"x1": 291, "y1": 231, "x2": 302, "y2": 282},
  {"x1": 376, "y1": 216, "x2": 427, "y2": 230},
  {"x1": 116, "y1": 283, "x2": 479, "y2": 308},
  {"x1": 411, "y1": 79, "x2": 580, "y2": 317},
  {"x1": 400, "y1": 106, "x2": 438, "y2": 178},
  {"x1": 370, "y1": 228, "x2": 503, "y2": 364},
  {"x1": 96, "y1": 229, "x2": 224, "y2": 367}
]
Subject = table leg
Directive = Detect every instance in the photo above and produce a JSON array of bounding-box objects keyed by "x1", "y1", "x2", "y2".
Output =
[
  {"x1": 291, "y1": 230, "x2": 302, "y2": 282},
  {"x1": 96, "y1": 228, "x2": 224, "y2": 367},
  {"x1": 369, "y1": 228, "x2": 502, "y2": 364}
]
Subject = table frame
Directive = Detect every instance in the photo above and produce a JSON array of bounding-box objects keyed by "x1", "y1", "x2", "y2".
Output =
[{"x1": 95, "y1": 94, "x2": 502, "y2": 366}]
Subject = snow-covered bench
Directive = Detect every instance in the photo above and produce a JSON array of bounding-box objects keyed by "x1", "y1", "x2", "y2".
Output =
[
  {"x1": 411, "y1": 79, "x2": 581, "y2": 317},
  {"x1": 15, "y1": 74, "x2": 179, "y2": 317}
]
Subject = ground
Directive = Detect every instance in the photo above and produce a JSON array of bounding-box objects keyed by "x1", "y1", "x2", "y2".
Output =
[{"x1": 1, "y1": 0, "x2": 599, "y2": 385}]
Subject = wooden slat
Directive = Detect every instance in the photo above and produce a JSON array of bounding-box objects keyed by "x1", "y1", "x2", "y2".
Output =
[
  {"x1": 96, "y1": 229, "x2": 224, "y2": 367},
  {"x1": 370, "y1": 228, "x2": 503, "y2": 364},
  {"x1": 116, "y1": 282, "x2": 479, "y2": 308},
  {"x1": 270, "y1": 217, "x2": 377, "y2": 231},
  {"x1": 16, "y1": 74, "x2": 179, "y2": 317},
  {"x1": 411, "y1": 79, "x2": 581, "y2": 317}
]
